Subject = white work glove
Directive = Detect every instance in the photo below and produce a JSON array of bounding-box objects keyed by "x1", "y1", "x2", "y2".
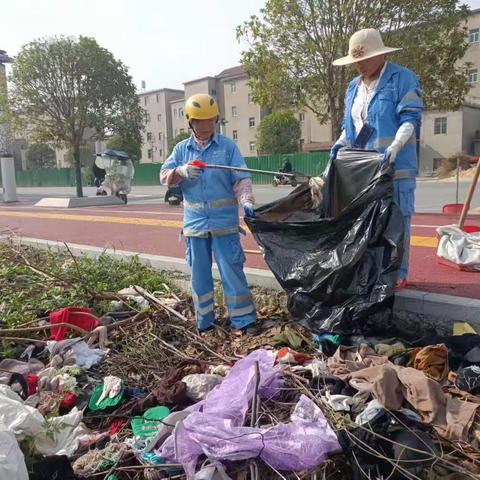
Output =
[
  {"x1": 177, "y1": 162, "x2": 202, "y2": 180},
  {"x1": 309, "y1": 177, "x2": 325, "y2": 208},
  {"x1": 385, "y1": 140, "x2": 403, "y2": 164}
]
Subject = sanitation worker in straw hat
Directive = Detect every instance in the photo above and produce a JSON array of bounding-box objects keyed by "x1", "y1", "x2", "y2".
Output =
[
  {"x1": 160, "y1": 93, "x2": 258, "y2": 334},
  {"x1": 331, "y1": 28, "x2": 424, "y2": 290}
]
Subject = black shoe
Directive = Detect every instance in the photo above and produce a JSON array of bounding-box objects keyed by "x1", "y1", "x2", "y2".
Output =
[
  {"x1": 240, "y1": 324, "x2": 262, "y2": 336},
  {"x1": 198, "y1": 325, "x2": 215, "y2": 334}
]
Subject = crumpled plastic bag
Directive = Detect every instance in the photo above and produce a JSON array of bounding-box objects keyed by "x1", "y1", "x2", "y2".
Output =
[
  {"x1": 160, "y1": 351, "x2": 340, "y2": 478},
  {"x1": 111, "y1": 285, "x2": 150, "y2": 310},
  {"x1": 194, "y1": 460, "x2": 232, "y2": 480},
  {"x1": 183, "y1": 374, "x2": 223, "y2": 401},
  {"x1": 0, "y1": 425, "x2": 29, "y2": 480},
  {"x1": 0, "y1": 385, "x2": 88, "y2": 457},
  {"x1": 437, "y1": 225, "x2": 480, "y2": 271},
  {"x1": 47, "y1": 339, "x2": 106, "y2": 369}
]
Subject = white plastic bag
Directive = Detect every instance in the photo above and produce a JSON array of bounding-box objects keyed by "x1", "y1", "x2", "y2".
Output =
[
  {"x1": 182, "y1": 374, "x2": 223, "y2": 401},
  {"x1": 0, "y1": 425, "x2": 29, "y2": 480},
  {"x1": 437, "y1": 225, "x2": 480, "y2": 271}
]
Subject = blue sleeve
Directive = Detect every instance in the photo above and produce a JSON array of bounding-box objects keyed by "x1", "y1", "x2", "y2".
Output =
[
  {"x1": 161, "y1": 144, "x2": 182, "y2": 170},
  {"x1": 228, "y1": 142, "x2": 250, "y2": 183},
  {"x1": 396, "y1": 69, "x2": 424, "y2": 132}
]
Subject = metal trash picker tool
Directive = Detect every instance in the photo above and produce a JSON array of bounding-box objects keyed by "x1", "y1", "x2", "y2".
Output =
[{"x1": 189, "y1": 159, "x2": 306, "y2": 178}]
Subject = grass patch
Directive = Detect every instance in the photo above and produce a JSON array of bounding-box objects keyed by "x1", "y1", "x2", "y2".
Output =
[{"x1": 0, "y1": 241, "x2": 173, "y2": 328}]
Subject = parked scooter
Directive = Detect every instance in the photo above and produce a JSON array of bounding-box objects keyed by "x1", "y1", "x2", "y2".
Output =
[
  {"x1": 164, "y1": 185, "x2": 183, "y2": 206},
  {"x1": 94, "y1": 149, "x2": 135, "y2": 204}
]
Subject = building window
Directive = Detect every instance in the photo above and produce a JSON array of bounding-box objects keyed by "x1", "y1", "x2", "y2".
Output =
[
  {"x1": 179, "y1": 108, "x2": 184, "y2": 117},
  {"x1": 230, "y1": 82, "x2": 237, "y2": 94},
  {"x1": 249, "y1": 141, "x2": 256, "y2": 153},
  {"x1": 299, "y1": 112, "x2": 305, "y2": 123},
  {"x1": 468, "y1": 69, "x2": 478, "y2": 84},
  {"x1": 180, "y1": 128, "x2": 185, "y2": 134},
  {"x1": 145, "y1": 113, "x2": 151, "y2": 123},
  {"x1": 211, "y1": 89, "x2": 217, "y2": 96},
  {"x1": 469, "y1": 28, "x2": 479, "y2": 43},
  {"x1": 174, "y1": 108, "x2": 177, "y2": 118},
  {"x1": 157, "y1": 114, "x2": 162, "y2": 122},
  {"x1": 434, "y1": 117, "x2": 447, "y2": 135},
  {"x1": 232, "y1": 106, "x2": 238, "y2": 117},
  {"x1": 158, "y1": 132, "x2": 162, "y2": 141},
  {"x1": 147, "y1": 132, "x2": 152, "y2": 142},
  {"x1": 144, "y1": 96, "x2": 148, "y2": 105},
  {"x1": 147, "y1": 149, "x2": 153, "y2": 159},
  {"x1": 156, "y1": 94, "x2": 160, "y2": 103},
  {"x1": 232, "y1": 130, "x2": 238, "y2": 141},
  {"x1": 248, "y1": 93, "x2": 254, "y2": 104},
  {"x1": 158, "y1": 149, "x2": 163, "y2": 157},
  {"x1": 249, "y1": 117, "x2": 255, "y2": 128}
]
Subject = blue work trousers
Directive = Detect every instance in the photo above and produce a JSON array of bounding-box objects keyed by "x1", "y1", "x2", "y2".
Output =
[
  {"x1": 393, "y1": 179, "x2": 415, "y2": 280},
  {"x1": 185, "y1": 233, "x2": 257, "y2": 330}
]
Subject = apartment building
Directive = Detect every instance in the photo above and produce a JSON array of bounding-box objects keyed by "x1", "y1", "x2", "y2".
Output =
[
  {"x1": 139, "y1": 88, "x2": 184, "y2": 163},
  {"x1": 217, "y1": 66, "x2": 264, "y2": 155},
  {"x1": 419, "y1": 8, "x2": 480, "y2": 173}
]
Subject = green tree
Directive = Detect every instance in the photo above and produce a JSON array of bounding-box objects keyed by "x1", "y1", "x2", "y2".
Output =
[
  {"x1": 106, "y1": 134, "x2": 142, "y2": 161},
  {"x1": 167, "y1": 132, "x2": 190, "y2": 156},
  {"x1": 8, "y1": 36, "x2": 145, "y2": 197},
  {"x1": 237, "y1": 0, "x2": 471, "y2": 140},
  {"x1": 26, "y1": 143, "x2": 56, "y2": 169},
  {"x1": 256, "y1": 110, "x2": 301, "y2": 154}
]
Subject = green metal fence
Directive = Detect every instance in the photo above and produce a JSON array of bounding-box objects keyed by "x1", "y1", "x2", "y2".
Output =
[{"x1": 0, "y1": 152, "x2": 329, "y2": 188}]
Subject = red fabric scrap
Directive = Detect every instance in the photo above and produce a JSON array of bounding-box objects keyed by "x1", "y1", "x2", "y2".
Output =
[
  {"x1": 26, "y1": 374, "x2": 39, "y2": 396},
  {"x1": 49, "y1": 307, "x2": 99, "y2": 341},
  {"x1": 60, "y1": 392, "x2": 77, "y2": 411}
]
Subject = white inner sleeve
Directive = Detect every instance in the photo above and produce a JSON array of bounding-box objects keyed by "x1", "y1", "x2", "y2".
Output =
[{"x1": 393, "y1": 122, "x2": 414, "y2": 148}]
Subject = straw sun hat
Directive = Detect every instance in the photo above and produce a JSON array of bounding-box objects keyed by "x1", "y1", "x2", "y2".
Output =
[{"x1": 333, "y1": 28, "x2": 402, "y2": 66}]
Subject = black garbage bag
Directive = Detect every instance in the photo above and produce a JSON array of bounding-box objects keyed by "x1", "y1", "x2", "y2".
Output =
[{"x1": 245, "y1": 149, "x2": 404, "y2": 334}]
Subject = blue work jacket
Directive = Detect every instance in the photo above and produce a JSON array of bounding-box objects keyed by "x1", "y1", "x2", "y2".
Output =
[
  {"x1": 162, "y1": 133, "x2": 250, "y2": 237},
  {"x1": 343, "y1": 62, "x2": 424, "y2": 177}
]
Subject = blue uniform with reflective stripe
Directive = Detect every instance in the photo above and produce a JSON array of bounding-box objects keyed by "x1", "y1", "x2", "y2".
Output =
[
  {"x1": 163, "y1": 133, "x2": 250, "y2": 237},
  {"x1": 161, "y1": 133, "x2": 256, "y2": 330},
  {"x1": 342, "y1": 63, "x2": 424, "y2": 279}
]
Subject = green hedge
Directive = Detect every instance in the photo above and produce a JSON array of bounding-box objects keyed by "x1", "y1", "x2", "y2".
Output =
[{"x1": 0, "y1": 152, "x2": 328, "y2": 187}]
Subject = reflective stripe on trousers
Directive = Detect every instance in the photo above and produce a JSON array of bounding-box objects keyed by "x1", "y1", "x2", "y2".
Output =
[{"x1": 185, "y1": 233, "x2": 256, "y2": 330}]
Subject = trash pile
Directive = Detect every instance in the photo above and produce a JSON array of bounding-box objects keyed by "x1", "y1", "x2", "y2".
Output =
[{"x1": 2, "y1": 279, "x2": 480, "y2": 479}]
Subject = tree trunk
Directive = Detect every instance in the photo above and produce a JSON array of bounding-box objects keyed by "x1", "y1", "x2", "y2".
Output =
[{"x1": 73, "y1": 145, "x2": 83, "y2": 198}]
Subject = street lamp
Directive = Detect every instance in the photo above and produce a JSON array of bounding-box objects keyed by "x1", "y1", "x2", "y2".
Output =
[
  {"x1": 0, "y1": 49, "x2": 14, "y2": 157},
  {"x1": 0, "y1": 49, "x2": 17, "y2": 202}
]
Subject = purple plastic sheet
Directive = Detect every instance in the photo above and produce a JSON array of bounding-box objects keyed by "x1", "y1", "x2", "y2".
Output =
[{"x1": 159, "y1": 350, "x2": 340, "y2": 478}]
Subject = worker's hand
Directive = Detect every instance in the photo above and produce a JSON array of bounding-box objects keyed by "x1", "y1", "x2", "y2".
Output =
[
  {"x1": 243, "y1": 202, "x2": 255, "y2": 218},
  {"x1": 177, "y1": 161, "x2": 203, "y2": 180},
  {"x1": 329, "y1": 143, "x2": 344, "y2": 161},
  {"x1": 385, "y1": 140, "x2": 402, "y2": 164}
]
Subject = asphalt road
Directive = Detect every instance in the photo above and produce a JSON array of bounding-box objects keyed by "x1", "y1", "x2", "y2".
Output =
[{"x1": 5, "y1": 179, "x2": 480, "y2": 213}]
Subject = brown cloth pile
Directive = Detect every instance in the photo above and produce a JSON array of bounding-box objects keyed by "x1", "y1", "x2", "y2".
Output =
[
  {"x1": 409, "y1": 344, "x2": 449, "y2": 382},
  {"x1": 136, "y1": 359, "x2": 204, "y2": 412},
  {"x1": 350, "y1": 364, "x2": 479, "y2": 441},
  {"x1": 326, "y1": 345, "x2": 388, "y2": 379}
]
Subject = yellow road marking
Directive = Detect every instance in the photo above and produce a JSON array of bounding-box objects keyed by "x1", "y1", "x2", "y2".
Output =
[
  {"x1": 0, "y1": 210, "x2": 439, "y2": 248},
  {"x1": 0, "y1": 210, "x2": 183, "y2": 228},
  {"x1": 410, "y1": 235, "x2": 438, "y2": 248}
]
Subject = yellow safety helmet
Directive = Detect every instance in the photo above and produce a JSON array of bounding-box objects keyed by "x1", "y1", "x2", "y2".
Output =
[{"x1": 185, "y1": 94, "x2": 220, "y2": 121}]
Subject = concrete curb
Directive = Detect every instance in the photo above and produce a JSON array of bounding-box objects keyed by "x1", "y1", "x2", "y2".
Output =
[{"x1": 8, "y1": 236, "x2": 480, "y2": 324}]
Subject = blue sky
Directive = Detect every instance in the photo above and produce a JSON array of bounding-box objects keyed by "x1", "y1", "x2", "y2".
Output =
[{"x1": 2, "y1": 0, "x2": 480, "y2": 91}]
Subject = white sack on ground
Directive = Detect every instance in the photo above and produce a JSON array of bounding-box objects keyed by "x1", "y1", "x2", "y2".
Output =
[{"x1": 437, "y1": 226, "x2": 480, "y2": 271}]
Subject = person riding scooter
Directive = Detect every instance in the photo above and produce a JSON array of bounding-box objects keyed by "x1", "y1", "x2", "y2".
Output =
[{"x1": 272, "y1": 157, "x2": 297, "y2": 187}]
